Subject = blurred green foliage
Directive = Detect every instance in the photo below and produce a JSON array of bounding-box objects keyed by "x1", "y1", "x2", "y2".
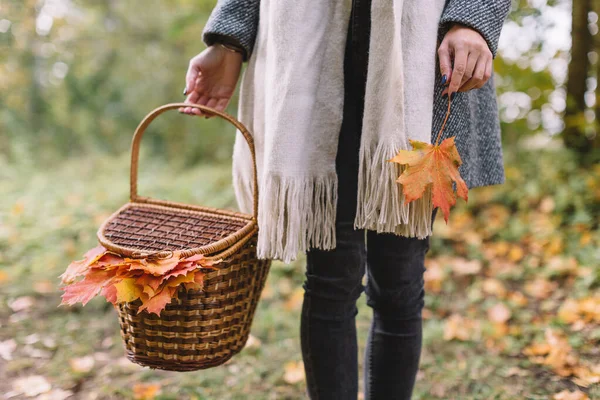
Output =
[
  {"x1": 0, "y1": 0, "x2": 247, "y2": 167},
  {"x1": 0, "y1": 0, "x2": 575, "y2": 167}
]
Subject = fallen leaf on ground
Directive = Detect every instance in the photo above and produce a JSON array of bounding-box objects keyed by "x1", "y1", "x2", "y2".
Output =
[
  {"x1": 508, "y1": 291, "x2": 529, "y2": 307},
  {"x1": 503, "y1": 366, "x2": 529, "y2": 377},
  {"x1": 451, "y1": 258, "x2": 482, "y2": 276},
  {"x1": 12, "y1": 375, "x2": 52, "y2": 397},
  {"x1": 524, "y1": 278, "x2": 557, "y2": 300},
  {"x1": 482, "y1": 278, "x2": 507, "y2": 298},
  {"x1": 558, "y1": 299, "x2": 581, "y2": 324},
  {"x1": 553, "y1": 390, "x2": 589, "y2": 400},
  {"x1": 69, "y1": 355, "x2": 95, "y2": 373},
  {"x1": 487, "y1": 303, "x2": 512, "y2": 324},
  {"x1": 8, "y1": 296, "x2": 35, "y2": 312},
  {"x1": 133, "y1": 383, "x2": 161, "y2": 400},
  {"x1": 0, "y1": 339, "x2": 16, "y2": 361},
  {"x1": 33, "y1": 280, "x2": 54, "y2": 294},
  {"x1": 284, "y1": 288, "x2": 305, "y2": 311},
  {"x1": 443, "y1": 314, "x2": 481, "y2": 341},
  {"x1": 37, "y1": 389, "x2": 73, "y2": 400},
  {"x1": 424, "y1": 260, "x2": 445, "y2": 293},
  {"x1": 283, "y1": 361, "x2": 305, "y2": 384},
  {"x1": 523, "y1": 328, "x2": 599, "y2": 385},
  {"x1": 245, "y1": 334, "x2": 262, "y2": 349},
  {"x1": 0, "y1": 270, "x2": 9, "y2": 284}
]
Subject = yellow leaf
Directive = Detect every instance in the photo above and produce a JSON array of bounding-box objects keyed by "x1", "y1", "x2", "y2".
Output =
[
  {"x1": 0, "y1": 270, "x2": 9, "y2": 285},
  {"x1": 114, "y1": 278, "x2": 143, "y2": 303},
  {"x1": 482, "y1": 278, "x2": 507, "y2": 298},
  {"x1": 523, "y1": 342, "x2": 551, "y2": 357},
  {"x1": 133, "y1": 383, "x2": 161, "y2": 400},
  {"x1": 163, "y1": 272, "x2": 197, "y2": 289},
  {"x1": 283, "y1": 361, "x2": 305, "y2": 384},
  {"x1": 558, "y1": 299, "x2": 581, "y2": 324},
  {"x1": 572, "y1": 364, "x2": 600, "y2": 387},
  {"x1": 508, "y1": 291, "x2": 528, "y2": 307},
  {"x1": 443, "y1": 314, "x2": 480, "y2": 341},
  {"x1": 579, "y1": 232, "x2": 592, "y2": 246},
  {"x1": 284, "y1": 288, "x2": 304, "y2": 311},
  {"x1": 507, "y1": 245, "x2": 524, "y2": 262},
  {"x1": 11, "y1": 201, "x2": 24, "y2": 216}
]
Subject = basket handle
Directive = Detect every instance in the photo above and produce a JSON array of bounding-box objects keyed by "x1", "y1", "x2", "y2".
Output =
[{"x1": 130, "y1": 103, "x2": 259, "y2": 220}]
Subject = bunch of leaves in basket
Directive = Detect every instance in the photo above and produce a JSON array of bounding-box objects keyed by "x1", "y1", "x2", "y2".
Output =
[{"x1": 59, "y1": 246, "x2": 222, "y2": 316}]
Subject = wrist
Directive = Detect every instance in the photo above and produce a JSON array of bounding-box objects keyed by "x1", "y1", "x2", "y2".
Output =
[
  {"x1": 205, "y1": 34, "x2": 247, "y2": 60},
  {"x1": 218, "y1": 42, "x2": 244, "y2": 55}
]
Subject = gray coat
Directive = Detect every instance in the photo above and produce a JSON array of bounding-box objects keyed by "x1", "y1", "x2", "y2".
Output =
[{"x1": 202, "y1": 0, "x2": 511, "y2": 189}]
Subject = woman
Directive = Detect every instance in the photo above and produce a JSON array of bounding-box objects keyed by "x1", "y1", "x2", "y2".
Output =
[{"x1": 182, "y1": 0, "x2": 510, "y2": 398}]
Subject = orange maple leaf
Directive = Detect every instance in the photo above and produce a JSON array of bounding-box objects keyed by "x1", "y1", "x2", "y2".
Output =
[
  {"x1": 60, "y1": 269, "x2": 116, "y2": 306},
  {"x1": 60, "y1": 247, "x2": 223, "y2": 316},
  {"x1": 128, "y1": 257, "x2": 181, "y2": 276},
  {"x1": 388, "y1": 99, "x2": 468, "y2": 222},
  {"x1": 59, "y1": 246, "x2": 106, "y2": 284}
]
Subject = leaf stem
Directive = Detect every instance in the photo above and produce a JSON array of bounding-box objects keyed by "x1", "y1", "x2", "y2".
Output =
[{"x1": 434, "y1": 96, "x2": 452, "y2": 146}]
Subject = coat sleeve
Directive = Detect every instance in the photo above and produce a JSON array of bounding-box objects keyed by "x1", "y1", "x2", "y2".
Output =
[
  {"x1": 439, "y1": 0, "x2": 512, "y2": 58},
  {"x1": 202, "y1": 0, "x2": 260, "y2": 62}
]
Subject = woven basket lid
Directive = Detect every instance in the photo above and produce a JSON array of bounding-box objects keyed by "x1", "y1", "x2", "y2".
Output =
[{"x1": 97, "y1": 103, "x2": 259, "y2": 260}]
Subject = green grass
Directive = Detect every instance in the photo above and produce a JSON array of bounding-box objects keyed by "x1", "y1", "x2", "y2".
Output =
[{"x1": 1, "y1": 147, "x2": 598, "y2": 399}]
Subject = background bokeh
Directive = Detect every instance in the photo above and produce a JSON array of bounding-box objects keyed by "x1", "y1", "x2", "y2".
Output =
[{"x1": 1, "y1": 0, "x2": 599, "y2": 399}]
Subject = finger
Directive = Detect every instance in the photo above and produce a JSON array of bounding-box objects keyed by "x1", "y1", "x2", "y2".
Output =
[
  {"x1": 187, "y1": 76, "x2": 206, "y2": 114},
  {"x1": 460, "y1": 55, "x2": 486, "y2": 92},
  {"x1": 190, "y1": 95, "x2": 210, "y2": 116},
  {"x1": 180, "y1": 89, "x2": 198, "y2": 114},
  {"x1": 215, "y1": 97, "x2": 229, "y2": 112},
  {"x1": 459, "y1": 49, "x2": 479, "y2": 88},
  {"x1": 206, "y1": 98, "x2": 218, "y2": 109},
  {"x1": 483, "y1": 58, "x2": 493, "y2": 86},
  {"x1": 185, "y1": 57, "x2": 201, "y2": 94},
  {"x1": 437, "y1": 42, "x2": 453, "y2": 85},
  {"x1": 203, "y1": 98, "x2": 219, "y2": 119},
  {"x1": 448, "y1": 48, "x2": 468, "y2": 95},
  {"x1": 183, "y1": 92, "x2": 202, "y2": 115}
]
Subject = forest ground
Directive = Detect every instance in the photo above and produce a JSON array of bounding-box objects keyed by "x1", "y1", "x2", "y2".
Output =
[{"x1": 1, "y1": 145, "x2": 598, "y2": 400}]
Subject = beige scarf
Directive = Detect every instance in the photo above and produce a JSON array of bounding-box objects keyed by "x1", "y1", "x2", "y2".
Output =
[{"x1": 231, "y1": 0, "x2": 446, "y2": 263}]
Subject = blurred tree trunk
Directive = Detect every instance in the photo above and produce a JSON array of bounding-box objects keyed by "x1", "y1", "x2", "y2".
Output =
[
  {"x1": 593, "y1": 0, "x2": 600, "y2": 150},
  {"x1": 25, "y1": 2, "x2": 44, "y2": 133},
  {"x1": 563, "y1": 0, "x2": 593, "y2": 153}
]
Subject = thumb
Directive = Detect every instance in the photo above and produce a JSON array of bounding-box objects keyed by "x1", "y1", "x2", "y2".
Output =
[
  {"x1": 185, "y1": 58, "x2": 201, "y2": 94},
  {"x1": 437, "y1": 42, "x2": 452, "y2": 85}
]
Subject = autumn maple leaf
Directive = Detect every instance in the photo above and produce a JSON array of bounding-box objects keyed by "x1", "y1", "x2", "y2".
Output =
[
  {"x1": 388, "y1": 99, "x2": 468, "y2": 222},
  {"x1": 60, "y1": 247, "x2": 222, "y2": 316}
]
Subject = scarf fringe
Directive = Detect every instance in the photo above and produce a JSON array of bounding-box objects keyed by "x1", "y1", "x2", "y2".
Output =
[
  {"x1": 354, "y1": 140, "x2": 433, "y2": 238},
  {"x1": 235, "y1": 173, "x2": 339, "y2": 263},
  {"x1": 233, "y1": 142, "x2": 434, "y2": 264}
]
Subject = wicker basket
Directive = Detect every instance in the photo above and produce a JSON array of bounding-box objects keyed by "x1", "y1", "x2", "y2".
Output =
[{"x1": 96, "y1": 103, "x2": 272, "y2": 371}]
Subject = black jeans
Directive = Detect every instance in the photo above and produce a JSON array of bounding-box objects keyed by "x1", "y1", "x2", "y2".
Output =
[{"x1": 300, "y1": 0, "x2": 437, "y2": 398}]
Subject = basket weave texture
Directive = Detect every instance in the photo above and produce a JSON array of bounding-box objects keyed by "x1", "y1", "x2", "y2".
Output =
[{"x1": 97, "y1": 103, "x2": 272, "y2": 371}]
